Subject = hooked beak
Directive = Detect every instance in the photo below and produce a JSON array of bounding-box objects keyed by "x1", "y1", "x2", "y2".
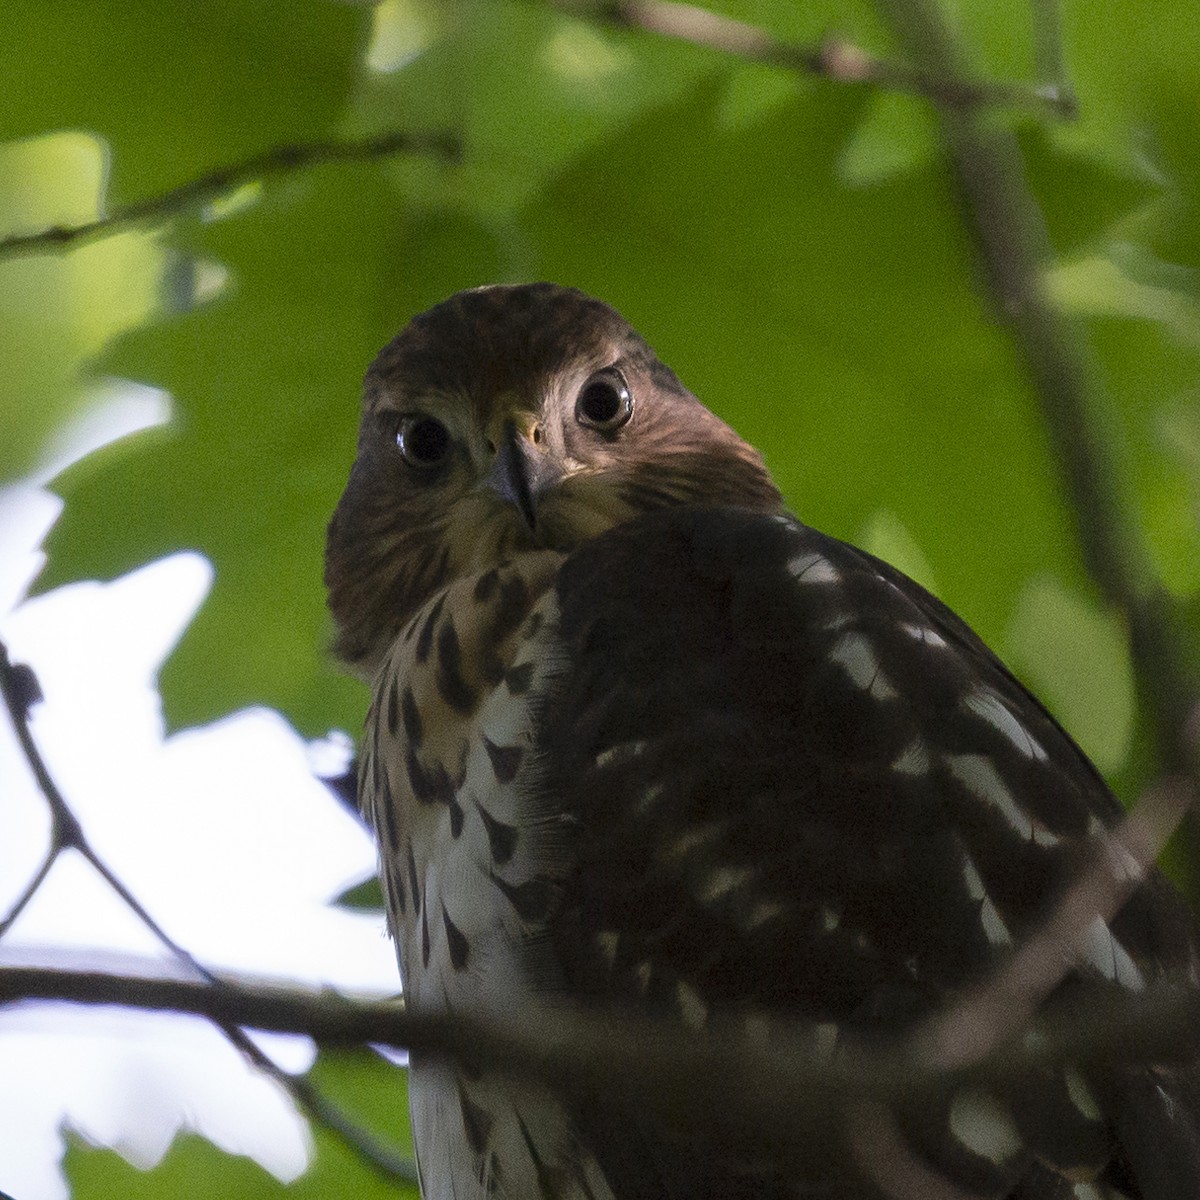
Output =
[{"x1": 484, "y1": 419, "x2": 561, "y2": 533}]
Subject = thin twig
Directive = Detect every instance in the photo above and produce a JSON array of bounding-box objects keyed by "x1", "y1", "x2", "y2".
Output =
[
  {"x1": 916, "y1": 771, "x2": 1197, "y2": 1072},
  {"x1": 0, "y1": 642, "x2": 418, "y2": 1184},
  {"x1": 0, "y1": 129, "x2": 461, "y2": 259},
  {"x1": 0, "y1": 647, "x2": 84, "y2": 848},
  {"x1": 1, "y1": 643, "x2": 207, "y2": 978},
  {"x1": 561, "y1": 0, "x2": 1076, "y2": 115},
  {"x1": 0, "y1": 847, "x2": 56, "y2": 938},
  {"x1": 226, "y1": 1025, "x2": 420, "y2": 1186},
  {"x1": 1031, "y1": 0, "x2": 1076, "y2": 113}
]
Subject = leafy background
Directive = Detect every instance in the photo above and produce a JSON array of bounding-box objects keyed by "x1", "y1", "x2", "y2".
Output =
[{"x1": 2, "y1": 0, "x2": 1199, "y2": 1194}]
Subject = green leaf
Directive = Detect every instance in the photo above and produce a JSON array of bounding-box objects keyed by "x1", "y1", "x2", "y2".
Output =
[
  {"x1": 858, "y1": 509, "x2": 940, "y2": 595},
  {"x1": 0, "y1": 0, "x2": 369, "y2": 196},
  {"x1": 65, "y1": 1124, "x2": 418, "y2": 1200},
  {"x1": 1005, "y1": 574, "x2": 1135, "y2": 774},
  {"x1": 0, "y1": 134, "x2": 171, "y2": 479},
  {"x1": 306, "y1": 1048, "x2": 415, "y2": 1161},
  {"x1": 335, "y1": 876, "x2": 387, "y2": 912}
]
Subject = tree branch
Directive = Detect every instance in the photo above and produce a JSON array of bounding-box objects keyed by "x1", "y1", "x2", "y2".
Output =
[
  {"x1": 3, "y1": 962, "x2": 1199, "y2": 1154},
  {"x1": 560, "y1": 0, "x2": 1076, "y2": 114},
  {"x1": 0, "y1": 129, "x2": 461, "y2": 259}
]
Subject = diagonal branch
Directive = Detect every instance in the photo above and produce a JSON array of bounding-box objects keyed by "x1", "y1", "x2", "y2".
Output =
[
  {"x1": 916, "y1": 771, "x2": 1197, "y2": 1072},
  {"x1": 228, "y1": 1025, "x2": 419, "y2": 1186},
  {"x1": 869, "y1": 0, "x2": 1200, "y2": 813},
  {"x1": 0, "y1": 846, "x2": 57, "y2": 939},
  {"x1": 0, "y1": 129, "x2": 461, "y2": 259}
]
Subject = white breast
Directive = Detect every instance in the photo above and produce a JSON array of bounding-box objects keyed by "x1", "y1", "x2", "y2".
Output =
[{"x1": 365, "y1": 556, "x2": 614, "y2": 1200}]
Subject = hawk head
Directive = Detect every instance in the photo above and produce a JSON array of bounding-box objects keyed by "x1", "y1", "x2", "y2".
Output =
[{"x1": 326, "y1": 282, "x2": 783, "y2": 676}]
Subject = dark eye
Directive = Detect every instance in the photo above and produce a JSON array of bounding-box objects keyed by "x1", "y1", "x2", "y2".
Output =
[
  {"x1": 396, "y1": 415, "x2": 450, "y2": 468},
  {"x1": 575, "y1": 369, "x2": 633, "y2": 432}
]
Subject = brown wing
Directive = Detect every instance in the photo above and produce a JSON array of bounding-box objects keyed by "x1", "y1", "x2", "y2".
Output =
[{"x1": 530, "y1": 505, "x2": 1200, "y2": 1199}]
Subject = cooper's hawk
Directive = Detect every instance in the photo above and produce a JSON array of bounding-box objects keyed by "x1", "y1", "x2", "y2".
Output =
[{"x1": 326, "y1": 282, "x2": 1200, "y2": 1199}]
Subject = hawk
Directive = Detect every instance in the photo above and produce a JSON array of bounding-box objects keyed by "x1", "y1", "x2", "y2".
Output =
[{"x1": 326, "y1": 282, "x2": 1200, "y2": 1199}]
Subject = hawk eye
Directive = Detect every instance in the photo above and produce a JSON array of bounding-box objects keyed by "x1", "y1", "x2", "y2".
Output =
[
  {"x1": 396, "y1": 415, "x2": 450, "y2": 468},
  {"x1": 575, "y1": 369, "x2": 633, "y2": 432}
]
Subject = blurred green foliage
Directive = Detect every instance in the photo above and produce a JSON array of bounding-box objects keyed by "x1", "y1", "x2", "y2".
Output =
[{"x1": 3, "y1": 0, "x2": 1199, "y2": 1194}]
